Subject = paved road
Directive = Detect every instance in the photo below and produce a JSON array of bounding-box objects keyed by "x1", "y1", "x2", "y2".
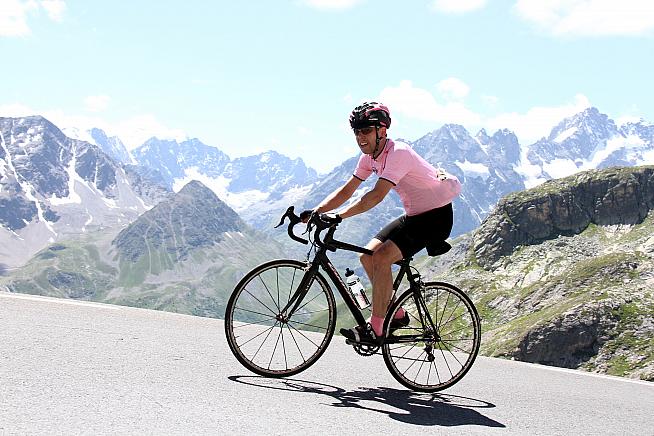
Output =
[{"x1": 1, "y1": 292, "x2": 652, "y2": 435}]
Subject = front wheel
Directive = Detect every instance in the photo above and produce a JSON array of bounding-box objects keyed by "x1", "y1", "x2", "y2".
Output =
[
  {"x1": 382, "y1": 282, "x2": 481, "y2": 392},
  {"x1": 225, "y1": 259, "x2": 336, "y2": 377}
]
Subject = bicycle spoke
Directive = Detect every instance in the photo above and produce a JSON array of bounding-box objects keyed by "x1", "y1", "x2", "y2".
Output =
[
  {"x1": 268, "y1": 325, "x2": 285, "y2": 370},
  {"x1": 441, "y1": 323, "x2": 473, "y2": 339},
  {"x1": 439, "y1": 291, "x2": 451, "y2": 330},
  {"x1": 286, "y1": 323, "x2": 308, "y2": 363},
  {"x1": 287, "y1": 267, "x2": 297, "y2": 307},
  {"x1": 258, "y1": 274, "x2": 282, "y2": 313},
  {"x1": 291, "y1": 288, "x2": 324, "y2": 316},
  {"x1": 441, "y1": 339, "x2": 473, "y2": 354},
  {"x1": 439, "y1": 298, "x2": 462, "y2": 329},
  {"x1": 440, "y1": 340, "x2": 465, "y2": 367},
  {"x1": 437, "y1": 341, "x2": 455, "y2": 378},
  {"x1": 286, "y1": 322, "x2": 323, "y2": 348},
  {"x1": 249, "y1": 322, "x2": 279, "y2": 361},
  {"x1": 287, "y1": 319, "x2": 328, "y2": 331},
  {"x1": 243, "y1": 288, "x2": 279, "y2": 318},
  {"x1": 276, "y1": 268, "x2": 281, "y2": 312},
  {"x1": 439, "y1": 310, "x2": 468, "y2": 332},
  {"x1": 234, "y1": 306, "x2": 278, "y2": 322},
  {"x1": 414, "y1": 355, "x2": 427, "y2": 384}
]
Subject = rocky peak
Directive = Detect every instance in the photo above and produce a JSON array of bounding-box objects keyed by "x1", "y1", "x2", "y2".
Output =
[
  {"x1": 488, "y1": 129, "x2": 521, "y2": 165},
  {"x1": 228, "y1": 151, "x2": 317, "y2": 192},
  {"x1": 549, "y1": 107, "x2": 619, "y2": 151},
  {"x1": 112, "y1": 180, "x2": 246, "y2": 263},
  {"x1": 132, "y1": 137, "x2": 231, "y2": 187},
  {"x1": 89, "y1": 128, "x2": 133, "y2": 164},
  {"x1": 475, "y1": 128, "x2": 490, "y2": 144}
]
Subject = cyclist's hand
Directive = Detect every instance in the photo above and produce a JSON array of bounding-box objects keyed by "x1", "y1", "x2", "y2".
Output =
[
  {"x1": 300, "y1": 209, "x2": 314, "y2": 223},
  {"x1": 319, "y1": 213, "x2": 342, "y2": 225}
]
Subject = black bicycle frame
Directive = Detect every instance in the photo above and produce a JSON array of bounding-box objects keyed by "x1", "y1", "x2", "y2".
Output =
[{"x1": 280, "y1": 233, "x2": 424, "y2": 330}]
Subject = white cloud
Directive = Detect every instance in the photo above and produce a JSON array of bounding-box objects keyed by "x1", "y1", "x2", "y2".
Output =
[
  {"x1": 485, "y1": 94, "x2": 591, "y2": 143},
  {"x1": 0, "y1": 103, "x2": 186, "y2": 149},
  {"x1": 431, "y1": 0, "x2": 487, "y2": 14},
  {"x1": 84, "y1": 95, "x2": 110, "y2": 112},
  {"x1": 40, "y1": 0, "x2": 65, "y2": 21},
  {"x1": 0, "y1": 0, "x2": 65, "y2": 37},
  {"x1": 0, "y1": 0, "x2": 37, "y2": 37},
  {"x1": 514, "y1": 0, "x2": 654, "y2": 36},
  {"x1": 111, "y1": 115, "x2": 187, "y2": 149},
  {"x1": 0, "y1": 102, "x2": 34, "y2": 116},
  {"x1": 301, "y1": 0, "x2": 364, "y2": 11},
  {"x1": 437, "y1": 77, "x2": 470, "y2": 100},
  {"x1": 481, "y1": 95, "x2": 500, "y2": 106},
  {"x1": 379, "y1": 80, "x2": 481, "y2": 126}
]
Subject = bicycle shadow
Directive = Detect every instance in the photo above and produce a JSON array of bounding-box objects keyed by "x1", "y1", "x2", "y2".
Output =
[{"x1": 228, "y1": 375, "x2": 505, "y2": 428}]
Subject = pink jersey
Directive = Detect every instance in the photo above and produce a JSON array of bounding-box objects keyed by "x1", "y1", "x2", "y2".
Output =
[{"x1": 353, "y1": 139, "x2": 461, "y2": 216}]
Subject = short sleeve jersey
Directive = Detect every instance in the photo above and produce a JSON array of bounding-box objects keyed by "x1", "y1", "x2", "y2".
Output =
[{"x1": 353, "y1": 139, "x2": 461, "y2": 216}]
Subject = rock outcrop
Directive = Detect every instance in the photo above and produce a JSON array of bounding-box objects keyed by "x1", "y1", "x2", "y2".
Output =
[{"x1": 472, "y1": 166, "x2": 654, "y2": 269}]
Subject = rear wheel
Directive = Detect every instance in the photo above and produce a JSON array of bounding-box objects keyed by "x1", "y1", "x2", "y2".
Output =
[
  {"x1": 382, "y1": 282, "x2": 480, "y2": 392},
  {"x1": 225, "y1": 259, "x2": 336, "y2": 377}
]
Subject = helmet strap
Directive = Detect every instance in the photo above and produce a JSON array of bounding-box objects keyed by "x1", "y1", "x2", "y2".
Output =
[{"x1": 372, "y1": 127, "x2": 386, "y2": 159}]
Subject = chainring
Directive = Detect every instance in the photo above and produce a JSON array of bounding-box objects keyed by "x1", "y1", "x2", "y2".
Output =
[{"x1": 352, "y1": 343, "x2": 380, "y2": 356}]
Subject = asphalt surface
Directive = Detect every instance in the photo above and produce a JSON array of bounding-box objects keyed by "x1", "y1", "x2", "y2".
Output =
[{"x1": 1, "y1": 292, "x2": 652, "y2": 435}]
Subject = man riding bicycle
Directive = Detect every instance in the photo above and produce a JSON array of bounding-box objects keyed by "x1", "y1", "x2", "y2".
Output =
[{"x1": 303, "y1": 102, "x2": 462, "y2": 346}]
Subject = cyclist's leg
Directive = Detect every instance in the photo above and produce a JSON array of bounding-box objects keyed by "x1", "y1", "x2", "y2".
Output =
[
  {"x1": 362, "y1": 219, "x2": 412, "y2": 323},
  {"x1": 359, "y1": 238, "x2": 383, "y2": 281},
  {"x1": 369, "y1": 240, "x2": 403, "y2": 336}
]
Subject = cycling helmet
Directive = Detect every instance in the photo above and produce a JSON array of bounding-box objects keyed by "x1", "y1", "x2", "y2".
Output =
[{"x1": 349, "y1": 102, "x2": 391, "y2": 130}]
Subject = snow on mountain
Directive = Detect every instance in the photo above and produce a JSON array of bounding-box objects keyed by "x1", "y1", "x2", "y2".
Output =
[
  {"x1": 0, "y1": 116, "x2": 169, "y2": 268},
  {"x1": 519, "y1": 107, "x2": 654, "y2": 187},
  {"x1": 134, "y1": 139, "x2": 319, "y2": 228}
]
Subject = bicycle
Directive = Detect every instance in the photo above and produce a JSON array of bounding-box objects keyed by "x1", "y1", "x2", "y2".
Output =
[{"x1": 224, "y1": 206, "x2": 481, "y2": 392}]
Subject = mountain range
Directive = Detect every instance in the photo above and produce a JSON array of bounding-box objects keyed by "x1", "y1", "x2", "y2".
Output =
[{"x1": 2, "y1": 107, "x2": 654, "y2": 269}]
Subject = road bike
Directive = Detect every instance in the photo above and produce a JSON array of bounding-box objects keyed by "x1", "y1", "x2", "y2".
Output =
[{"x1": 224, "y1": 207, "x2": 481, "y2": 392}]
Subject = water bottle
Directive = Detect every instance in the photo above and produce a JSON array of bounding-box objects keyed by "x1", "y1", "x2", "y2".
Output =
[{"x1": 345, "y1": 268, "x2": 370, "y2": 310}]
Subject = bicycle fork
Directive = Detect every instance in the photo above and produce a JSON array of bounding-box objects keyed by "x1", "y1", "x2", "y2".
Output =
[{"x1": 276, "y1": 262, "x2": 319, "y2": 322}]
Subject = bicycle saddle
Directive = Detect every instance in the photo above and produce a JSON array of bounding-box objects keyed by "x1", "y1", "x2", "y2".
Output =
[{"x1": 426, "y1": 240, "x2": 451, "y2": 256}]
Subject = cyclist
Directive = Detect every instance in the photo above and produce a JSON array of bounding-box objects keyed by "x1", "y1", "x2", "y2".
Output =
[{"x1": 303, "y1": 102, "x2": 461, "y2": 345}]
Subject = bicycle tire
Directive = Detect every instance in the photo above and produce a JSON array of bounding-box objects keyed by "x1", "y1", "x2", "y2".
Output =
[
  {"x1": 382, "y1": 282, "x2": 481, "y2": 392},
  {"x1": 225, "y1": 259, "x2": 336, "y2": 377}
]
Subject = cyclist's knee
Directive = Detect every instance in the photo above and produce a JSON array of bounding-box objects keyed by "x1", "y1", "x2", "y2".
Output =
[
  {"x1": 372, "y1": 241, "x2": 402, "y2": 265},
  {"x1": 371, "y1": 248, "x2": 395, "y2": 268}
]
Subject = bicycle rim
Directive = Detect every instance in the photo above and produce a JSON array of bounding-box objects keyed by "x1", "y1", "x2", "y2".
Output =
[
  {"x1": 382, "y1": 282, "x2": 481, "y2": 392},
  {"x1": 225, "y1": 259, "x2": 336, "y2": 377}
]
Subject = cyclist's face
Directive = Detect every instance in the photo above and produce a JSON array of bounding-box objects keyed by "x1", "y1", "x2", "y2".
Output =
[{"x1": 354, "y1": 126, "x2": 384, "y2": 155}]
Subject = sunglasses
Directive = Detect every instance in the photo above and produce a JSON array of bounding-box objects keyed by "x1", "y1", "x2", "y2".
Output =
[{"x1": 353, "y1": 127, "x2": 375, "y2": 136}]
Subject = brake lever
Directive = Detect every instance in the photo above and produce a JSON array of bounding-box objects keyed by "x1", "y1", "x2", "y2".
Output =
[{"x1": 274, "y1": 206, "x2": 292, "y2": 228}]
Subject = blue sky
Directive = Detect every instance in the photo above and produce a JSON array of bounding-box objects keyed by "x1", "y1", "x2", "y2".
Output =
[{"x1": 1, "y1": 0, "x2": 653, "y2": 172}]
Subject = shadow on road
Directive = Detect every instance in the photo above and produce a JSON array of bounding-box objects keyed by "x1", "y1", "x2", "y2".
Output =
[{"x1": 228, "y1": 375, "x2": 505, "y2": 428}]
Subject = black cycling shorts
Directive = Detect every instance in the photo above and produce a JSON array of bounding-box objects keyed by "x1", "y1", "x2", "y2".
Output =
[{"x1": 374, "y1": 203, "x2": 453, "y2": 259}]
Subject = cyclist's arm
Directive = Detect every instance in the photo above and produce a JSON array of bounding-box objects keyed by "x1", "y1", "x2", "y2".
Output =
[
  {"x1": 338, "y1": 178, "x2": 393, "y2": 219},
  {"x1": 315, "y1": 176, "x2": 363, "y2": 214}
]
